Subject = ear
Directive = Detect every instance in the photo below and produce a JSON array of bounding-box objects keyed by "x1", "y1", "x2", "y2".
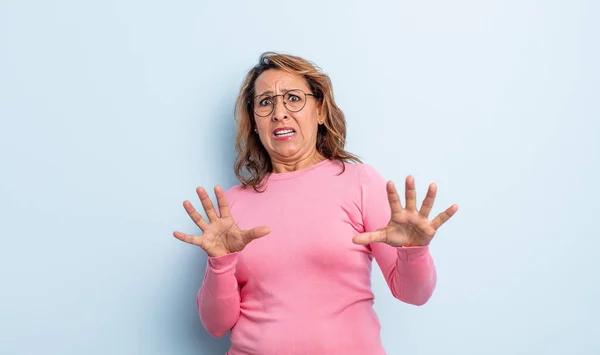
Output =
[
  {"x1": 317, "y1": 104, "x2": 323, "y2": 122},
  {"x1": 318, "y1": 108, "x2": 326, "y2": 125}
]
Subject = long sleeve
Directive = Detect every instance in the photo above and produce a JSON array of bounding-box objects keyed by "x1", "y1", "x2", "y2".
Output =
[
  {"x1": 197, "y1": 252, "x2": 241, "y2": 337},
  {"x1": 359, "y1": 164, "x2": 437, "y2": 306}
]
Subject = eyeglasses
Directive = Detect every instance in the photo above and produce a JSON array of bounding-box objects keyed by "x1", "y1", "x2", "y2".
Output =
[{"x1": 251, "y1": 89, "x2": 315, "y2": 117}]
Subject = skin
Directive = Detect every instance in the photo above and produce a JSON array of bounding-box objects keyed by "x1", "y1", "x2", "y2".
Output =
[{"x1": 173, "y1": 70, "x2": 458, "y2": 257}]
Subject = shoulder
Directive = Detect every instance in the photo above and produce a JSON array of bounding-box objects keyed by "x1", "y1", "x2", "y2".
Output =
[
  {"x1": 342, "y1": 162, "x2": 386, "y2": 185},
  {"x1": 224, "y1": 184, "x2": 251, "y2": 207},
  {"x1": 330, "y1": 162, "x2": 387, "y2": 201},
  {"x1": 225, "y1": 184, "x2": 243, "y2": 196}
]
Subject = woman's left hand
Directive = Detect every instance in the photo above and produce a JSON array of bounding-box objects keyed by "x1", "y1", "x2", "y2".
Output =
[{"x1": 353, "y1": 176, "x2": 458, "y2": 247}]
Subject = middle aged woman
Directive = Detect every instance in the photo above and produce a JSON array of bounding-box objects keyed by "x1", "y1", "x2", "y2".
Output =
[{"x1": 173, "y1": 51, "x2": 458, "y2": 355}]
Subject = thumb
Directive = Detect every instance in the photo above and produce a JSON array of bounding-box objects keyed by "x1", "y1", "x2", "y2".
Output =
[
  {"x1": 242, "y1": 226, "x2": 271, "y2": 244},
  {"x1": 352, "y1": 229, "x2": 386, "y2": 245}
]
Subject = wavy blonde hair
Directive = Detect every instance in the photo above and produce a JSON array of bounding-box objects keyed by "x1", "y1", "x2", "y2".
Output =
[{"x1": 234, "y1": 52, "x2": 361, "y2": 191}]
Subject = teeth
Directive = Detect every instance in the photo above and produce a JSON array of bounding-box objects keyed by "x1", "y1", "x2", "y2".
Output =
[{"x1": 275, "y1": 129, "x2": 295, "y2": 136}]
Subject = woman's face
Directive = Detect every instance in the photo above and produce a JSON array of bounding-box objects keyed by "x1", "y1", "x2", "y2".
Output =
[{"x1": 253, "y1": 69, "x2": 321, "y2": 164}]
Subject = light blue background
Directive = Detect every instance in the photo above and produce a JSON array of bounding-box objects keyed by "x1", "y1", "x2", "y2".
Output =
[{"x1": 1, "y1": 0, "x2": 598, "y2": 354}]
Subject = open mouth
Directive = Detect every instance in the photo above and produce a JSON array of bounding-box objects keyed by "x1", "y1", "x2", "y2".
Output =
[{"x1": 273, "y1": 129, "x2": 296, "y2": 138}]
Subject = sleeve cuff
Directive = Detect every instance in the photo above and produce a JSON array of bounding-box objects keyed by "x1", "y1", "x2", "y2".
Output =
[
  {"x1": 396, "y1": 245, "x2": 432, "y2": 266},
  {"x1": 208, "y1": 252, "x2": 240, "y2": 274}
]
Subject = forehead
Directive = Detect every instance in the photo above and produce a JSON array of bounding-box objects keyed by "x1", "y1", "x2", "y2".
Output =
[{"x1": 254, "y1": 69, "x2": 310, "y2": 95}]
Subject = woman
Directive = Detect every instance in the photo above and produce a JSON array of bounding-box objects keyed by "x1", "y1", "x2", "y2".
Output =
[{"x1": 173, "y1": 52, "x2": 458, "y2": 355}]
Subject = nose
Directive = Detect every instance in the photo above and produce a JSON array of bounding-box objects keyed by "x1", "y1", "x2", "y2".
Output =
[{"x1": 272, "y1": 95, "x2": 288, "y2": 121}]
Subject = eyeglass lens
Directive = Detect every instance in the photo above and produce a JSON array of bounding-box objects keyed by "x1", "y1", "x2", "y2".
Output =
[{"x1": 253, "y1": 89, "x2": 307, "y2": 116}]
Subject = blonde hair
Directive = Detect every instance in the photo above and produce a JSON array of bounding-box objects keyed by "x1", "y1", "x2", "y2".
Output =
[{"x1": 234, "y1": 52, "x2": 361, "y2": 191}]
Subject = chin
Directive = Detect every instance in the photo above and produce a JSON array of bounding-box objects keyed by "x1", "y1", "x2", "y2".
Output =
[
  {"x1": 278, "y1": 150, "x2": 302, "y2": 158},
  {"x1": 273, "y1": 146, "x2": 302, "y2": 158}
]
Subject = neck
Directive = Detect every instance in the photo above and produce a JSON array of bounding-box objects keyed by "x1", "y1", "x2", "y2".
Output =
[{"x1": 270, "y1": 151, "x2": 326, "y2": 174}]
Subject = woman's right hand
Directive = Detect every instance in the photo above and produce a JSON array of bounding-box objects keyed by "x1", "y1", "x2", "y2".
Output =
[{"x1": 173, "y1": 186, "x2": 271, "y2": 257}]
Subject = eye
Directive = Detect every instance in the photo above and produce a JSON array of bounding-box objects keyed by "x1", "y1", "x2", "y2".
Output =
[
  {"x1": 287, "y1": 94, "x2": 301, "y2": 102},
  {"x1": 259, "y1": 97, "x2": 273, "y2": 106}
]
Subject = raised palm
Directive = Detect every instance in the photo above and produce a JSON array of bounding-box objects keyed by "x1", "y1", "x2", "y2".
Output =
[
  {"x1": 173, "y1": 186, "x2": 271, "y2": 257},
  {"x1": 353, "y1": 176, "x2": 458, "y2": 247}
]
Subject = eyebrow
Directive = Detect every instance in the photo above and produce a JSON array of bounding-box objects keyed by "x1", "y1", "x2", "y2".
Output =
[{"x1": 256, "y1": 88, "x2": 297, "y2": 96}]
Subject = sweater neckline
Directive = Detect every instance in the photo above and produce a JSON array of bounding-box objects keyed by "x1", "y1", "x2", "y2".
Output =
[{"x1": 267, "y1": 159, "x2": 334, "y2": 181}]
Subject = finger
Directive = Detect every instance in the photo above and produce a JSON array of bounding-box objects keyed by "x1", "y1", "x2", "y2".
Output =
[
  {"x1": 214, "y1": 186, "x2": 231, "y2": 218},
  {"x1": 183, "y1": 200, "x2": 209, "y2": 230},
  {"x1": 419, "y1": 183, "x2": 437, "y2": 218},
  {"x1": 242, "y1": 226, "x2": 271, "y2": 245},
  {"x1": 405, "y1": 176, "x2": 417, "y2": 211},
  {"x1": 196, "y1": 186, "x2": 219, "y2": 222},
  {"x1": 387, "y1": 181, "x2": 403, "y2": 213},
  {"x1": 173, "y1": 231, "x2": 204, "y2": 248},
  {"x1": 352, "y1": 229, "x2": 387, "y2": 245},
  {"x1": 431, "y1": 204, "x2": 459, "y2": 230}
]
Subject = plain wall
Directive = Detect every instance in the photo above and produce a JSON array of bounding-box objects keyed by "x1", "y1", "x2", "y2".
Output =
[{"x1": 1, "y1": 0, "x2": 598, "y2": 354}]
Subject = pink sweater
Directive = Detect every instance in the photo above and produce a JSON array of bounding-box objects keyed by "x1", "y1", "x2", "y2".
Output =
[{"x1": 197, "y1": 160, "x2": 436, "y2": 354}]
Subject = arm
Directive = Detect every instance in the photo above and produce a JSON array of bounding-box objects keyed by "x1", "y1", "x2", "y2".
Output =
[
  {"x1": 369, "y1": 243, "x2": 436, "y2": 306},
  {"x1": 197, "y1": 252, "x2": 241, "y2": 337},
  {"x1": 359, "y1": 164, "x2": 437, "y2": 306},
  {"x1": 173, "y1": 185, "x2": 270, "y2": 337}
]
